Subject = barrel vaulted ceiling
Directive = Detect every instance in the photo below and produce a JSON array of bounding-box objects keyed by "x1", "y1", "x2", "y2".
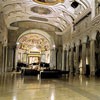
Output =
[{"x1": 0, "y1": 0, "x2": 91, "y2": 33}]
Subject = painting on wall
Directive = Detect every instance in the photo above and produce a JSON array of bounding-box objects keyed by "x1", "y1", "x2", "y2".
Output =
[{"x1": 28, "y1": 56, "x2": 39, "y2": 64}]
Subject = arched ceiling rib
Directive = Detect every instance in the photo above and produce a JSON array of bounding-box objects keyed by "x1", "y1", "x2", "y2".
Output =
[{"x1": 0, "y1": 0, "x2": 91, "y2": 33}]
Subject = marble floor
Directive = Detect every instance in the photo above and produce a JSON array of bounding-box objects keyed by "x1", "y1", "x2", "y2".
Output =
[{"x1": 0, "y1": 73, "x2": 100, "y2": 100}]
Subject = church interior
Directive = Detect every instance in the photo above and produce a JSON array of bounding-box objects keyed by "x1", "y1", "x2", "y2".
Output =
[{"x1": 0, "y1": 0, "x2": 100, "y2": 100}]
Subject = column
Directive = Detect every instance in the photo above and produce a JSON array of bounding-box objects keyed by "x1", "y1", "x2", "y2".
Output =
[
  {"x1": 66, "y1": 49, "x2": 69, "y2": 71},
  {"x1": 55, "y1": 48, "x2": 58, "y2": 69},
  {"x1": 2, "y1": 46, "x2": 8, "y2": 72},
  {"x1": 15, "y1": 47, "x2": 18, "y2": 69},
  {"x1": 61, "y1": 49, "x2": 64, "y2": 70},
  {"x1": 57, "y1": 46, "x2": 62, "y2": 70},
  {"x1": 75, "y1": 44, "x2": 79, "y2": 74},
  {"x1": 0, "y1": 42, "x2": 3, "y2": 73},
  {"x1": 5, "y1": 46, "x2": 8, "y2": 72},
  {"x1": 12, "y1": 46, "x2": 16, "y2": 71},
  {"x1": 90, "y1": 39, "x2": 95, "y2": 75},
  {"x1": 82, "y1": 43, "x2": 86, "y2": 74},
  {"x1": 7, "y1": 46, "x2": 15, "y2": 71},
  {"x1": 2, "y1": 46, "x2": 5, "y2": 72},
  {"x1": 70, "y1": 47, "x2": 74, "y2": 73},
  {"x1": 3, "y1": 46, "x2": 7, "y2": 72},
  {"x1": 50, "y1": 49, "x2": 56, "y2": 69},
  {"x1": 64, "y1": 50, "x2": 67, "y2": 71},
  {"x1": 69, "y1": 49, "x2": 71, "y2": 73}
]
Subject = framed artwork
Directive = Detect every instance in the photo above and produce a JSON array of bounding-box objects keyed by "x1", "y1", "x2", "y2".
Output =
[{"x1": 28, "y1": 56, "x2": 39, "y2": 64}]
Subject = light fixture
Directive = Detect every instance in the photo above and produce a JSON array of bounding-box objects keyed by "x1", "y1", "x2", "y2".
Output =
[
  {"x1": 16, "y1": 42, "x2": 19, "y2": 45},
  {"x1": 53, "y1": 45, "x2": 55, "y2": 48}
]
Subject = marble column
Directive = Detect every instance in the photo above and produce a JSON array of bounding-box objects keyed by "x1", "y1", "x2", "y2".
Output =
[
  {"x1": 82, "y1": 43, "x2": 86, "y2": 74},
  {"x1": 64, "y1": 50, "x2": 67, "y2": 71},
  {"x1": 7, "y1": 46, "x2": 15, "y2": 71},
  {"x1": 0, "y1": 42, "x2": 3, "y2": 73},
  {"x1": 61, "y1": 49, "x2": 64, "y2": 70},
  {"x1": 15, "y1": 47, "x2": 18, "y2": 69},
  {"x1": 66, "y1": 50, "x2": 69, "y2": 71},
  {"x1": 70, "y1": 47, "x2": 74, "y2": 73},
  {"x1": 55, "y1": 48, "x2": 58, "y2": 69},
  {"x1": 57, "y1": 46, "x2": 62, "y2": 70},
  {"x1": 75, "y1": 45, "x2": 79, "y2": 74},
  {"x1": 2, "y1": 46, "x2": 8, "y2": 72},
  {"x1": 12, "y1": 46, "x2": 16, "y2": 71},
  {"x1": 90, "y1": 39, "x2": 95, "y2": 75},
  {"x1": 2, "y1": 46, "x2": 5, "y2": 72},
  {"x1": 50, "y1": 49, "x2": 56, "y2": 69},
  {"x1": 5, "y1": 46, "x2": 8, "y2": 72}
]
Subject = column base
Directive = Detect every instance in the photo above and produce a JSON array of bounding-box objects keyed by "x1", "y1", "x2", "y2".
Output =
[{"x1": 90, "y1": 71, "x2": 95, "y2": 76}]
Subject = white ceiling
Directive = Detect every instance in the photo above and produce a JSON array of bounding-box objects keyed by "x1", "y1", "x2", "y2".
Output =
[{"x1": 0, "y1": 0, "x2": 91, "y2": 32}]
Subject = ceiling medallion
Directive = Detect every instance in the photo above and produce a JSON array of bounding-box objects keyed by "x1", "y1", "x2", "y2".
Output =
[{"x1": 33, "y1": 0, "x2": 64, "y2": 5}]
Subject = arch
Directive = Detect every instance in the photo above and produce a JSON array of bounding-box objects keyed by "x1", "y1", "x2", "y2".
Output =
[
  {"x1": 91, "y1": 30, "x2": 99, "y2": 40},
  {"x1": 16, "y1": 29, "x2": 55, "y2": 49},
  {"x1": 95, "y1": 30, "x2": 100, "y2": 76},
  {"x1": 81, "y1": 36, "x2": 88, "y2": 43},
  {"x1": 15, "y1": 29, "x2": 55, "y2": 69}
]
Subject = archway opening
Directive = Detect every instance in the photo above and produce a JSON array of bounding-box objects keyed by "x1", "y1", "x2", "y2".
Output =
[
  {"x1": 16, "y1": 33, "x2": 51, "y2": 71},
  {"x1": 85, "y1": 36, "x2": 90, "y2": 76},
  {"x1": 95, "y1": 31, "x2": 100, "y2": 76}
]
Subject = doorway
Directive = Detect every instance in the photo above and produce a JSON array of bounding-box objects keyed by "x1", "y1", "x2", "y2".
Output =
[{"x1": 95, "y1": 31, "x2": 100, "y2": 76}]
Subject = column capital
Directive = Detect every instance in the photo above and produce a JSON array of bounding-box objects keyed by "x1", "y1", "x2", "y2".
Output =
[
  {"x1": 66, "y1": 44, "x2": 70, "y2": 50},
  {"x1": 63, "y1": 44, "x2": 67, "y2": 50},
  {"x1": 66, "y1": 48, "x2": 69, "y2": 51},
  {"x1": 81, "y1": 37, "x2": 87, "y2": 44},
  {"x1": 90, "y1": 38, "x2": 96, "y2": 41},
  {"x1": 90, "y1": 30, "x2": 97, "y2": 40},
  {"x1": 75, "y1": 41, "x2": 80, "y2": 46},
  {"x1": 70, "y1": 42, "x2": 74, "y2": 48}
]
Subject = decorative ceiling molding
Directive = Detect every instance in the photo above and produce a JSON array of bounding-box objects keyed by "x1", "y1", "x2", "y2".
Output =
[{"x1": 0, "y1": 0, "x2": 91, "y2": 33}]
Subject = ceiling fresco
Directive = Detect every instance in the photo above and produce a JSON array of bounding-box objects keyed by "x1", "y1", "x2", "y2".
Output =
[
  {"x1": 18, "y1": 33, "x2": 50, "y2": 52},
  {"x1": 33, "y1": 0, "x2": 64, "y2": 5}
]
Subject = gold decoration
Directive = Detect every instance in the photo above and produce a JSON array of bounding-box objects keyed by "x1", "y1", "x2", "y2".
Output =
[{"x1": 33, "y1": 0, "x2": 64, "y2": 5}]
